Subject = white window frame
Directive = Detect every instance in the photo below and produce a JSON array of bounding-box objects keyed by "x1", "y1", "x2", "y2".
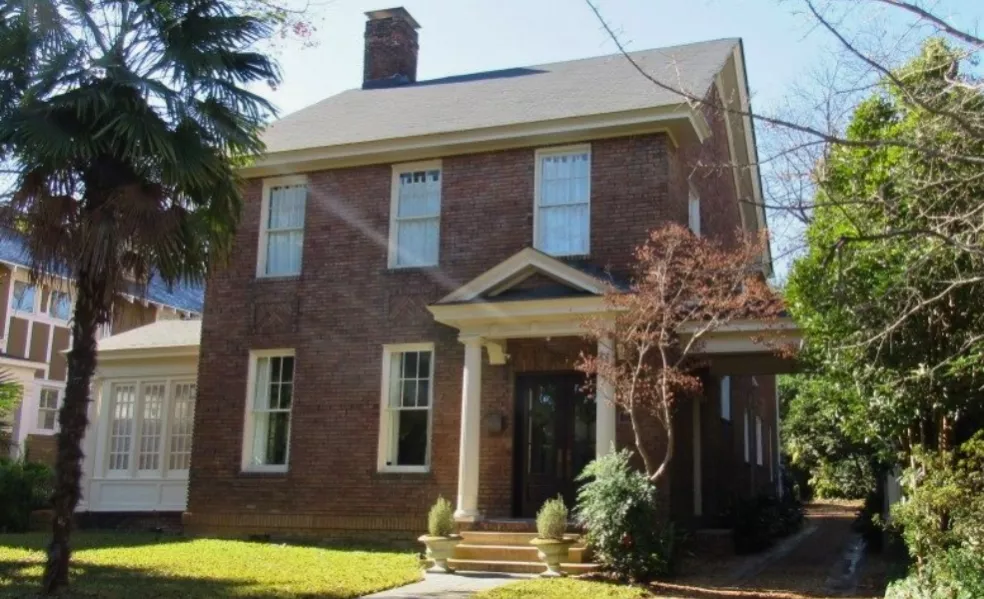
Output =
[
  {"x1": 720, "y1": 376, "x2": 731, "y2": 421},
  {"x1": 388, "y1": 160, "x2": 442, "y2": 269},
  {"x1": 37, "y1": 387, "x2": 60, "y2": 431},
  {"x1": 533, "y1": 144, "x2": 592, "y2": 257},
  {"x1": 756, "y1": 416, "x2": 764, "y2": 466},
  {"x1": 743, "y1": 409, "x2": 750, "y2": 464},
  {"x1": 377, "y1": 342, "x2": 435, "y2": 474},
  {"x1": 257, "y1": 175, "x2": 307, "y2": 278},
  {"x1": 688, "y1": 184, "x2": 701, "y2": 236},
  {"x1": 241, "y1": 349, "x2": 296, "y2": 473}
]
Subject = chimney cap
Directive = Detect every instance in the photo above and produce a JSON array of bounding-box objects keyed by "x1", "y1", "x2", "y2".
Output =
[{"x1": 365, "y1": 7, "x2": 421, "y2": 30}]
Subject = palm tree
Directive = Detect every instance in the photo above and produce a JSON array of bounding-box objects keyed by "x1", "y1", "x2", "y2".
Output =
[{"x1": 0, "y1": 1, "x2": 279, "y2": 592}]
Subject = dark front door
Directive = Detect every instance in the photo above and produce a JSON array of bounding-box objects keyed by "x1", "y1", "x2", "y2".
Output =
[{"x1": 514, "y1": 373, "x2": 596, "y2": 517}]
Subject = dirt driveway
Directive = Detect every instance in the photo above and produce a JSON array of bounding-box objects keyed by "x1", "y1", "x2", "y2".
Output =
[{"x1": 649, "y1": 503, "x2": 892, "y2": 599}]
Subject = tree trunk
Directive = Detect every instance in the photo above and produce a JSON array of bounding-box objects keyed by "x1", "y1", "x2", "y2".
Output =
[{"x1": 42, "y1": 267, "x2": 106, "y2": 594}]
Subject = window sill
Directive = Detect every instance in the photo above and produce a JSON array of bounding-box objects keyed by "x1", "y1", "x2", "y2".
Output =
[
  {"x1": 239, "y1": 468, "x2": 289, "y2": 478},
  {"x1": 384, "y1": 265, "x2": 441, "y2": 273},
  {"x1": 373, "y1": 468, "x2": 432, "y2": 481},
  {"x1": 253, "y1": 274, "x2": 302, "y2": 282}
]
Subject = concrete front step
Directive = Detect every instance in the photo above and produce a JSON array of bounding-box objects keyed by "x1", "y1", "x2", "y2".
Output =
[
  {"x1": 448, "y1": 559, "x2": 600, "y2": 575},
  {"x1": 454, "y1": 543, "x2": 592, "y2": 563},
  {"x1": 459, "y1": 531, "x2": 581, "y2": 546}
]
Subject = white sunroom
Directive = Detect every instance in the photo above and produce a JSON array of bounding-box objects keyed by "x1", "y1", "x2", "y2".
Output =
[{"x1": 79, "y1": 320, "x2": 200, "y2": 513}]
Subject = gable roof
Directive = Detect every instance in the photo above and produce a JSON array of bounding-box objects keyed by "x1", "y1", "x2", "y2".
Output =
[
  {"x1": 263, "y1": 39, "x2": 739, "y2": 155},
  {"x1": 437, "y1": 247, "x2": 623, "y2": 305},
  {"x1": 0, "y1": 231, "x2": 205, "y2": 313},
  {"x1": 98, "y1": 319, "x2": 201, "y2": 353}
]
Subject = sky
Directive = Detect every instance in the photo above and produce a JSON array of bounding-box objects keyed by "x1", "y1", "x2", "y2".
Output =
[{"x1": 259, "y1": 0, "x2": 984, "y2": 277}]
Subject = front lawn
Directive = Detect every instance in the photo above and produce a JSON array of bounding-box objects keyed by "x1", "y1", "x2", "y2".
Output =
[
  {"x1": 0, "y1": 532, "x2": 421, "y2": 598},
  {"x1": 478, "y1": 579, "x2": 652, "y2": 599}
]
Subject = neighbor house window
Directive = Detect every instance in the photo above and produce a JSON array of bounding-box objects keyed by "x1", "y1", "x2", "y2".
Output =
[
  {"x1": 378, "y1": 343, "x2": 434, "y2": 472},
  {"x1": 688, "y1": 186, "x2": 701, "y2": 236},
  {"x1": 720, "y1": 376, "x2": 731, "y2": 421},
  {"x1": 390, "y1": 163, "x2": 441, "y2": 268},
  {"x1": 535, "y1": 146, "x2": 591, "y2": 256},
  {"x1": 756, "y1": 416, "x2": 764, "y2": 466},
  {"x1": 37, "y1": 387, "x2": 59, "y2": 430},
  {"x1": 108, "y1": 384, "x2": 137, "y2": 471},
  {"x1": 137, "y1": 383, "x2": 166, "y2": 471},
  {"x1": 743, "y1": 410, "x2": 750, "y2": 464},
  {"x1": 243, "y1": 351, "x2": 295, "y2": 471},
  {"x1": 48, "y1": 290, "x2": 72, "y2": 320},
  {"x1": 259, "y1": 177, "x2": 306, "y2": 277},
  {"x1": 168, "y1": 383, "x2": 196, "y2": 471},
  {"x1": 12, "y1": 281, "x2": 37, "y2": 313}
]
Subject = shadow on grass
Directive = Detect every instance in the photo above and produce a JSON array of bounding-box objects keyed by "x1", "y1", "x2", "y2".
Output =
[
  {"x1": 0, "y1": 559, "x2": 370, "y2": 599},
  {"x1": 0, "y1": 531, "x2": 191, "y2": 553}
]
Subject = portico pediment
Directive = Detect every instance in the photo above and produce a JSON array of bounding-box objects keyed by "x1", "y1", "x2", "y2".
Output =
[{"x1": 436, "y1": 247, "x2": 612, "y2": 305}]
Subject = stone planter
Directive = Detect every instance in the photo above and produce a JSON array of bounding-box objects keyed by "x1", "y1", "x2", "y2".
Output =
[
  {"x1": 530, "y1": 537, "x2": 576, "y2": 577},
  {"x1": 418, "y1": 535, "x2": 462, "y2": 573}
]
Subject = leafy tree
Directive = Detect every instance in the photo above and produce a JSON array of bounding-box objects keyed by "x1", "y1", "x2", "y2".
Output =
[
  {"x1": 786, "y1": 40, "x2": 984, "y2": 468},
  {"x1": 0, "y1": 1, "x2": 279, "y2": 592},
  {"x1": 577, "y1": 224, "x2": 783, "y2": 482}
]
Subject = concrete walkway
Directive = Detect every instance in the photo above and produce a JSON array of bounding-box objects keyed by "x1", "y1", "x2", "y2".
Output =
[{"x1": 362, "y1": 572, "x2": 530, "y2": 599}]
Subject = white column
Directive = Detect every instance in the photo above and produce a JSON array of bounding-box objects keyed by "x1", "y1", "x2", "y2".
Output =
[
  {"x1": 455, "y1": 336, "x2": 483, "y2": 521},
  {"x1": 595, "y1": 336, "x2": 617, "y2": 458}
]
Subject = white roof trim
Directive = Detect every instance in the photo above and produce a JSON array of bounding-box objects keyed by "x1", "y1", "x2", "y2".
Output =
[{"x1": 438, "y1": 248, "x2": 608, "y2": 304}]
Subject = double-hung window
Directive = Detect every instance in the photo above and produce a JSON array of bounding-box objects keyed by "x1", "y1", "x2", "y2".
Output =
[
  {"x1": 390, "y1": 163, "x2": 441, "y2": 268},
  {"x1": 12, "y1": 281, "x2": 37, "y2": 313},
  {"x1": 37, "y1": 387, "x2": 59, "y2": 430},
  {"x1": 378, "y1": 343, "x2": 434, "y2": 472},
  {"x1": 535, "y1": 146, "x2": 591, "y2": 256},
  {"x1": 243, "y1": 351, "x2": 295, "y2": 472},
  {"x1": 259, "y1": 177, "x2": 306, "y2": 277},
  {"x1": 48, "y1": 290, "x2": 72, "y2": 320}
]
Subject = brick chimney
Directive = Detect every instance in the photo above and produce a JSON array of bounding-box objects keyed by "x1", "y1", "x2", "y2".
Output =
[{"x1": 363, "y1": 8, "x2": 421, "y2": 89}]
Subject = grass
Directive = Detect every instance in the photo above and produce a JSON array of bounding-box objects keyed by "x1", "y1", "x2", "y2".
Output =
[
  {"x1": 0, "y1": 532, "x2": 422, "y2": 598},
  {"x1": 477, "y1": 578, "x2": 653, "y2": 599}
]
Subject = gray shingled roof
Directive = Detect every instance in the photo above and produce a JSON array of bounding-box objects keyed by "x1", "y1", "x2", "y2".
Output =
[{"x1": 263, "y1": 39, "x2": 739, "y2": 154}]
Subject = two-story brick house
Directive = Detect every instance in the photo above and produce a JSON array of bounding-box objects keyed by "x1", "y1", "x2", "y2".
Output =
[{"x1": 184, "y1": 7, "x2": 793, "y2": 549}]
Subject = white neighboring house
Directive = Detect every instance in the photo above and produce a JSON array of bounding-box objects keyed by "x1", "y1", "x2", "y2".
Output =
[{"x1": 79, "y1": 320, "x2": 200, "y2": 513}]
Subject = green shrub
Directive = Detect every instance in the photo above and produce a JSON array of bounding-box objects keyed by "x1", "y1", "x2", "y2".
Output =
[
  {"x1": 575, "y1": 449, "x2": 674, "y2": 581},
  {"x1": 535, "y1": 496, "x2": 568, "y2": 540},
  {"x1": 886, "y1": 545, "x2": 984, "y2": 599},
  {"x1": 427, "y1": 496, "x2": 455, "y2": 537},
  {"x1": 0, "y1": 458, "x2": 53, "y2": 532}
]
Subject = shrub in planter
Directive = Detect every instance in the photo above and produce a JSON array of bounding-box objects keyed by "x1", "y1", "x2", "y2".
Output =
[
  {"x1": 530, "y1": 497, "x2": 575, "y2": 577},
  {"x1": 0, "y1": 458, "x2": 53, "y2": 532},
  {"x1": 575, "y1": 449, "x2": 674, "y2": 581},
  {"x1": 418, "y1": 497, "x2": 461, "y2": 573}
]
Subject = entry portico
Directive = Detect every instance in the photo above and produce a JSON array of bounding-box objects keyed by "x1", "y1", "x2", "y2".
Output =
[{"x1": 429, "y1": 247, "x2": 798, "y2": 523}]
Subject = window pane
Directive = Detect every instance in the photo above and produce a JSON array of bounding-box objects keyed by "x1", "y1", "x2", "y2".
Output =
[
  {"x1": 12, "y1": 282, "x2": 36, "y2": 313},
  {"x1": 168, "y1": 383, "x2": 196, "y2": 471},
  {"x1": 49, "y1": 291, "x2": 72, "y2": 320},
  {"x1": 396, "y1": 218, "x2": 439, "y2": 267},
  {"x1": 264, "y1": 412, "x2": 290, "y2": 465},
  {"x1": 416, "y1": 379, "x2": 430, "y2": 407},
  {"x1": 280, "y1": 357, "x2": 294, "y2": 382},
  {"x1": 278, "y1": 383, "x2": 293, "y2": 410},
  {"x1": 253, "y1": 358, "x2": 270, "y2": 410},
  {"x1": 539, "y1": 204, "x2": 588, "y2": 256},
  {"x1": 396, "y1": 410, "x2": 428, "y2": 466},
  {"x1": 109, "y1": 385, "x2": 136, "y2": 471},
  {"x1": 138, "y1": 383, "x2": 166, "y2": 471},
  {"x1": 266, "y1": 231, "x2": 302, "y2": 276},
  {"x1": 268, "y1": 185, "x2": 306, "y2": 230},
  {"x1": 401, "y1": 379, "x2": 417, "y2": 407},
  {"x1": 42, "y1": 411, "x2": 56, "y2": 430},
  {"x1": 418, "y1": 351, "x2": 431, "y2": 378},
  {"x1": 402, "y1": 352, "x2": 418, "y2": 378}
]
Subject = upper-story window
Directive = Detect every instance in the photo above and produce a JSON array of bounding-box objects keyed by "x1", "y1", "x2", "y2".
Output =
[
  {"x1": 688, "y1": 185, "x2": 701, "y2": 236},
  {"x1": 48, "y1": 290, "x2": 72, "y2": 320},
  {"x1": 258, "y1": 176, "x2": 307, "y2": 277},
  {"x1": 390, "y1": 162, "x2": 441, "y2": 268},
  {"x1": 12, "y1": 281, "x2": 37, "y2": 313},
  {"x1": 535, "y1": 145, "x2": 591, "y2": 257}
]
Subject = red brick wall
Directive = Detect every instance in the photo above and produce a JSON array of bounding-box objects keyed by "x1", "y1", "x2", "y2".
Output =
[{"x1": 188, "y1": 127, "x2": 754, "y2": 538}]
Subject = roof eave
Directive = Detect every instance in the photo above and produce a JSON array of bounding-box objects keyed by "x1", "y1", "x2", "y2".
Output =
[{"x1": 243, "y1": 105, "x2": 708, "y2": 178}]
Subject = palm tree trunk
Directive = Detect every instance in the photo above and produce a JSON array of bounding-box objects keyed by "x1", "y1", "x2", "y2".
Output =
[{"x1": 43, "y1": 267, "x2": 105, "y2": 594}]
